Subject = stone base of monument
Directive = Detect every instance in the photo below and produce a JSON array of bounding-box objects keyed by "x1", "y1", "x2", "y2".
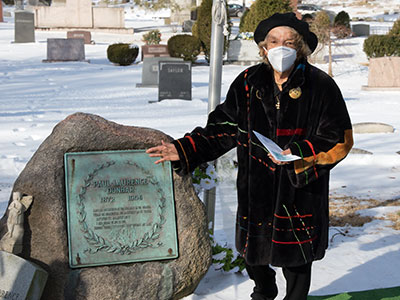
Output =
[
  {"x1": 0, "y1": 113, "x2": 211, "y2": 300},
  {"x1": 0, "y1": 251, "x2": 48, "y2": 300},
  {"x1": 361, "y1": 86, "x2": 400, "y2": 91}
]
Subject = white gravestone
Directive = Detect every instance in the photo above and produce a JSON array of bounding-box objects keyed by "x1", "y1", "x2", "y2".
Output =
[{"x1": 0, "y1": 251, "x2": 48, "y2": 300}]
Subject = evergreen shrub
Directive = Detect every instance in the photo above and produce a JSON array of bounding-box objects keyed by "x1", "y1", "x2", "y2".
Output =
[
  {"x1": 142, "y1": 29, "x2": 161, "y2": 45},
  {"x1": 193, "y1": 0, "x2": 213, "y2": 61},
  {"x1": 239, "y1": 0, "x2": 292, "y2": 33},
  {"x1": 107, "y1": 43, "x2": 139, "y2": 66},
  {"x1": 334, "y1": 11, "x2": 351, "y2": 28},
  {"x1": 389, "y1": 19, "x2": 400, "y2": 36},
  {"x1": 167, "y1": 34, "x2": 201, "y2": 63},
  {"x1": 193, "y1": 0, "x2": 230, "y2": 62},
  {"x1": 238, "y1": 9, "x2": 250, "y2": 33},
  {"x1": 363, "y1": 35, "x2": 400, "y2": 58}
]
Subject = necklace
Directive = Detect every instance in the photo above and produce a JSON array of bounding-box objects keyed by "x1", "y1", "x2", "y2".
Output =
[{"x1": 275, "y1": 96, "x2": 280, "y2": 110}]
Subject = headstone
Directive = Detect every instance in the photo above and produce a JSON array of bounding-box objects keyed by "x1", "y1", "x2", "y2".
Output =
[
  {"x1": 136, "y1": 57, "x2": 183, "y2": 88},
  {"x1": 0, "y1": 113, "x2": 212, "y2": 300},
  {"x1": 352, "y1": 122, "x2": 394, "y2": 134},
  {"x1": 182, "y1": 20, "x2": 195, "y2": 32},
  {"x1": 0, "y1": 251, "x2": 48, "y2": 300},
  {"x1": 352, "y1": 24, "x2": 370, "y2": 36},
  {"x1": 64, "y1": 150, "x2": 178, "y2": 268},
  {"x1": 366, "y1": 57, "x2": 400, "y2": 88},
  {"x1": 141, "y1": 44, "x2": 169, "y2": 60},
  {"x1": 226, "y1": 40, "x2": 262, "y2": 65},
  {"x1": 15, "y1": 0, "x2": 24, "y2": 10},
  {"x1": 67, "y1": 30, "x2": 92, "y2": 44},
  {"x1": 350, "y1": 148, "x2": 373, "y2": 155},
  {"x1": 14, "y1": 11, "x2": 35, "y2": 43},
  {"x1": 158, "y1": 61, "x2": 192, "y2": 101},
  {"x1": 43, "y1": 38, "x2": 86, "y2": 62}
]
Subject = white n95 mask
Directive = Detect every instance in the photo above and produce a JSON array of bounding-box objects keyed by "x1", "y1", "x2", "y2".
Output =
[{"x1": 266, "y1": 46, "x2": 297, "y2": 73}]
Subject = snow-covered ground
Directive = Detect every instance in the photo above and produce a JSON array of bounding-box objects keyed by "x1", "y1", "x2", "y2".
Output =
[{"x1": 1, "y1": 3, "x2": 400, "y2": 299}]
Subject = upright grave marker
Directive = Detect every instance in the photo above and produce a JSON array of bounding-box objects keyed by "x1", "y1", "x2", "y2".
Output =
[
  {"x1": 141, "y1": 44, "x2": 169, "y2": 60},
  {"x1": 14, "y1": 11, "x2": 35, "y2": 43},
  {"x1": 43, "y1": 38, "x2": 86, "y2": 62},
  {"x1": 136, "y1": 57, "x2": 183, "y2": 88},
  {"x1": 352, "y1": 24, "x2": 370, "y2": 37},
  {"x1": 64, "y1": 150, "x2": 178, "y2": 268},
  {"x1": 0, "y1": 251, "x2": 48, "y2": 300},
  {"x1": 67, "y1": 30, "x2": 92, "y2": 44},
  {"x1": 158, "y1": 61, "x2": 192, "y2": 101}
]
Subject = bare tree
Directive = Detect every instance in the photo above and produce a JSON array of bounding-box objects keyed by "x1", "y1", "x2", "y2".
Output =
[{"x1": 310, "y1": 11, "x2": 333, "y2": 77}]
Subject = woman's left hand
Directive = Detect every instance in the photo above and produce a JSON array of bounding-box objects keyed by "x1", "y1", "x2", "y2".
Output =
[{"x1": 268, "y1": 149, "x2": 292, "y2": 165}]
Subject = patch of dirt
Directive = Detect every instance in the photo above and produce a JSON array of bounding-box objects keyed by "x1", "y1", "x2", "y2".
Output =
[{"x1": 329, "y1": 196, "x2": 400, "y2": 229}]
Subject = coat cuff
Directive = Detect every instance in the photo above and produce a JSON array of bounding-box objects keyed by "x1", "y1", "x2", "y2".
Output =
[
  {"x1": 288, "y1": 140, "x2": 314, "y2": 159},
  {"x1": 171, "y1": 136, "x2": 198, "y2": 175}
]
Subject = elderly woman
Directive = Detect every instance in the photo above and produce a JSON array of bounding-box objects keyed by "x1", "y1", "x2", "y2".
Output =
[{"x1": 147, "y1": 12, "x2": 353, "y2": 300}]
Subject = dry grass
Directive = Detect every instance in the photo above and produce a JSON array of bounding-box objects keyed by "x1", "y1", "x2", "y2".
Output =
[{"x1": 329, "y1": 196, "x2": 400, "y2": 229}]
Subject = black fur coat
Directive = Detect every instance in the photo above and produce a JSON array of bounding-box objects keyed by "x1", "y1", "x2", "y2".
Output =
[{"x1": 172, "y1": 61, "x2": 353, "y2": 267}]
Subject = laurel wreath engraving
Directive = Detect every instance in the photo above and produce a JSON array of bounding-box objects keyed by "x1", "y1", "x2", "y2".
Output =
[{"x1": 77, "y1": 160, "x2": 166, "y2": 255}]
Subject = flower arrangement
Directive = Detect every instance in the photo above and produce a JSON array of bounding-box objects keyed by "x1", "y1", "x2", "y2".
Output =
[
  {"x1": 192, "y1": 163, "x2": 218, "y2": 194},
  {"x1": 235, "y1": 32, "x2": 254, "y2": 40},
  {"x1": 142, "y1": 29, "x2": 162, "y2": 45}
]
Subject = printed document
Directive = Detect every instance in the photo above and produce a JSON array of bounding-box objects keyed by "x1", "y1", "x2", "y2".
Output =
[{"x1": 253, "y1": 131, "x2": 301, "y2": 162}]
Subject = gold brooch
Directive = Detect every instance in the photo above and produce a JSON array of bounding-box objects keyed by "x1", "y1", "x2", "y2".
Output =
[{"x1": 289, "y1": 87, "x2": 302, "y2": 99}]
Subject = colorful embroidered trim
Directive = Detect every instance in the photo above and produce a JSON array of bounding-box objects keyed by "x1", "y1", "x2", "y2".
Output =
[
  {"x1": 176, "y1": 139, "x2": 190, "y2": 174},
  {"x1": 244, "y1": 69, "x2": 251, "y2": 141},
  {"x1": 282, "y1": 204, "x2": 307, "y2": 263},
  {"x1": 294, "y1": 141, "x2": 308, "y2": 185},
  {"x1": 251, "y1": 154, "x2": 276, "y2": 171},
  {"x1": 274, "y1": 226, "x2": 315, "y2": 232},
  {"x1": 304, "y1": 139, "x2": 318, "y2": 179},
  {"x1": 294, "y1": 205, "x2": 315, "y2": 253},
  {"x1": 274, "y1": 213, "x2": 312, "y2": 219},
  {"x1": 185, "y1": 135, "x2": 197, "y2": 152},
  {"x1": 276, "y1": 128, "x2": 306, "y2": 136},
  {"x1": 195, "y1": 132, "x2": 236, "y2": 140},
  {"x1": 272, "y1": 236, "x2": 317, "y2": 245}
]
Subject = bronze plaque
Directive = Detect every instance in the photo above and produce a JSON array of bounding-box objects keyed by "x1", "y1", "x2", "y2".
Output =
[{"x1": 64, "y1": 150, "x2": 178, "y2": 268}]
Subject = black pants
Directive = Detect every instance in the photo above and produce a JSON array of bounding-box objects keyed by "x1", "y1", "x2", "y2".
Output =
[{"x1": 246, "y1": 262, "x2": 312, "y2": 300}]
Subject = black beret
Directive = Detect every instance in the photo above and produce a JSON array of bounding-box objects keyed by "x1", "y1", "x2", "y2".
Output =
[{"x1": 254, "y1": 12, "x2": 318, "y2": 53}]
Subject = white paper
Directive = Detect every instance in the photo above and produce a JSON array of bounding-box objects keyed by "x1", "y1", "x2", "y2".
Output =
[{"x1": 253, "y1": 131, "x2": 301, "y2": 162}]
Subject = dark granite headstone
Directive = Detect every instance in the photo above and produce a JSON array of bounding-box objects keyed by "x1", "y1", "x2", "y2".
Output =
[
  {"x1": 136, "y1": 57, "x2": 183, "y2": 88},
  {"x1": 352, "y1": 24, "x2": 370, "y2": 37},
  {"x1": 67, "y1": 30, "x2": 92, "y2": 44},
  {"x1": 44, "y1": 38, "x2": 86, "y2": 62},
  {"x1": 14, "y1": 11, "x2": 35, "y2": 43},
  {"x1": 158, "y1": 61, "x2": 192, "y2": 101}
]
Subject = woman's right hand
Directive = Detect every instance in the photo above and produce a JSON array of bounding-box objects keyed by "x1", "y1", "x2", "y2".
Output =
[{"x1": 146, "y1": 140, "x2": 179, "y2": 164}]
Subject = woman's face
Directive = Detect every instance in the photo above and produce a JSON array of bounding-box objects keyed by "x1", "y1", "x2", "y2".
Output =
[{"x1": 265, "y1": 26, "x2": 297, "y2": 51}]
